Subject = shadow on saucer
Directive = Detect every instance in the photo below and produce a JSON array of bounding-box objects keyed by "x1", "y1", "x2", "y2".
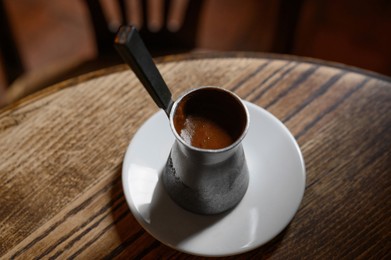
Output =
[
  {"x1": 137, "y1": 169, "x2": 229, "y2": 247},
  {"x1": 110, "y1": 164, "x2": 290, "y2": 257}
]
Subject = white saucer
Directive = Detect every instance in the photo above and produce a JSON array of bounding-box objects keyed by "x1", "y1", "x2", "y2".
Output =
[{"x1": 122, "y1": 102, "x2": 306, "y2": 257}]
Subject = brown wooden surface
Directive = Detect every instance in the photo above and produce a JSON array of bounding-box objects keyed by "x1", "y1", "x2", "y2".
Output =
[{"x1": 0, "y1": 52, "x2": 390, "y2": 259}]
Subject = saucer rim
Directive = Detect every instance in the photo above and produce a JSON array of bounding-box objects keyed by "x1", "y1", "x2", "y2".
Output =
[{"x1": 122, "y1": 101, "x2": 306, "y2": 257}]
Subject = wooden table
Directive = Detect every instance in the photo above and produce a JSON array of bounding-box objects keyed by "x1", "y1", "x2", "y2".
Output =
[{"x1": 1, "y1": 52, "x2": 390, "y2": 259}]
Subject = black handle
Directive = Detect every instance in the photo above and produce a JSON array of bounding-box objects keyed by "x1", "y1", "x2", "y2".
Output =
[{"x1": 114, "y1": 26, "x2": 173, "y2": 116}]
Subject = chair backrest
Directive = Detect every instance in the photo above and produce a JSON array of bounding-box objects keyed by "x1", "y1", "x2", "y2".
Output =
[
  {"x1": 0, "y1": 0, "x2": 303, "y2": 93},
  {"x1": 84, "y1": 0, "x2": 205, "y2": 58}
]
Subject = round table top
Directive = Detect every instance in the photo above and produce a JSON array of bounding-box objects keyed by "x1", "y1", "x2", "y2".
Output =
[{"x1": 1, "y1": 52, "x2": 390, "y2": 258}]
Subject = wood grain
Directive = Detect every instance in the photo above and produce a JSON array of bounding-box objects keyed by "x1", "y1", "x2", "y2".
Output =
[{"x1": 0, "y1": 53, "x2": 390, "y2": 259}]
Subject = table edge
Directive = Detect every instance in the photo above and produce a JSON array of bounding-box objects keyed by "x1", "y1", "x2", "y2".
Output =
[
  {"x1": 159, "y1": 51, "x2": 391, "y2": 82},
  {"x1": 1, "y1": 51, "x2": 390, "y2": 114}
]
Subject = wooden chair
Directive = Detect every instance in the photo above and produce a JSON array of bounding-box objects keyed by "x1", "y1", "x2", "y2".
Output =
[
  {"x1": 1, "y1": 0, "x2": 205, "y2": 105},
  {"x1": 1, "y1": 0, "x2": 304, "y2": 105},
  {"x1": 86, "y1": 0, "x2": 205, "y2": 58}
]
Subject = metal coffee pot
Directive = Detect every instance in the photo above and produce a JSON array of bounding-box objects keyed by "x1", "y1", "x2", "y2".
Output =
[{"x1": 115, "y1": 26, "x2": 249, "y2": 215}]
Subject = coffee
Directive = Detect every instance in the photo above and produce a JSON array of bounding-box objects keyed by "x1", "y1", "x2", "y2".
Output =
[{"x1": 173, "y1": 88, "x2": 247, "y2": 149}]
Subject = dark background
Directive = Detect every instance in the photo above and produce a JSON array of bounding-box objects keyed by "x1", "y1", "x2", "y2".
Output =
[{"x1": 1, "y1": 0, "x2": 390, "y2": 99}]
